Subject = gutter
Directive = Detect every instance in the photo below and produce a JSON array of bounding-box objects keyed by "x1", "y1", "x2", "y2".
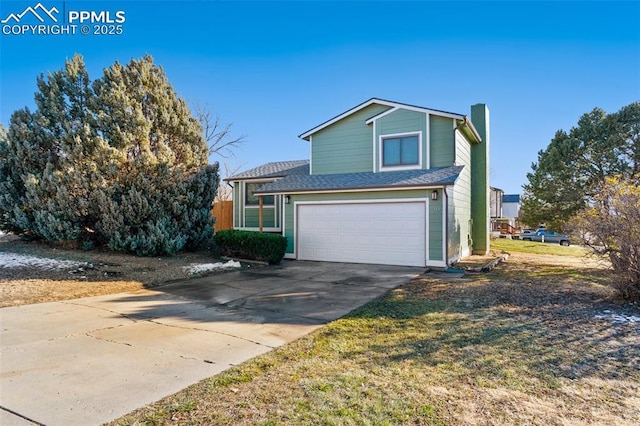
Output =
[
  {"x1": 253, "y1": 182, "x2": 459, "y2": 197},
  {"x1": 456, "y1": 116, "x2": 482, "y2": 143},
  {"x1": 223, "y1": 174, "x2": 287, "y2": 182},
  {"x1": 444, "y1": 187, "x2": 449, "y2": 266}
]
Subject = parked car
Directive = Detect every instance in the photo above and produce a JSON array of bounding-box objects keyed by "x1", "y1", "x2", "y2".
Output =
[{"x1": 520, "y1": 229, "x2": 570, "y2": 246}]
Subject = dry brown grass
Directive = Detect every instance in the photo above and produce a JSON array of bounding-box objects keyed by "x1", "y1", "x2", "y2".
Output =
[
  {"x1": 0, "y1": 234, "x2": 224, "y2": 307},
  {"x1": 0, "y1": 279, "x2": 145, "y2": 308},
  {"x1": 2, "y1": 234, "x2": 638, "y2": 424},
  {"x1": 111, "y1": 248, "x2": 640, "y2": 426}
]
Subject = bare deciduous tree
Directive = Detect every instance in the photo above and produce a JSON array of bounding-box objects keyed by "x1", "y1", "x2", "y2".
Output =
[
  {"x1": 571, "y1": 176, "x2": 640, "y2": 301},
  {"x1": 193, "y1": 102, "x2": 246, "y2": 159},
  {"x1": 215, "y1": 161, "x2": 244, "y2": 203}
]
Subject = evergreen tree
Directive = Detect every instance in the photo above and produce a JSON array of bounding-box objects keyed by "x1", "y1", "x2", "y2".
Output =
[
  {"x1": 521, "y1": 103, "x2": 639, "y2": 230},
  {"x1": 0, "y1": 54, "x2": 219, "y2": 255}
]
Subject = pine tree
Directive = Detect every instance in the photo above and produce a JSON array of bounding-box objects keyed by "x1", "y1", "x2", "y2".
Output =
[
  {"x1": 0, "y1": 54, "x2": 219, "y2": 255},
  {"x1": 521, "y1": 103, "x2": 639, "y2": 230}
]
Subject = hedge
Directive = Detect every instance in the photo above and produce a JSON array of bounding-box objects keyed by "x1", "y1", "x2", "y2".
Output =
[{"x1": 214, "y1": 230, "x2": 287, "y2": 265}]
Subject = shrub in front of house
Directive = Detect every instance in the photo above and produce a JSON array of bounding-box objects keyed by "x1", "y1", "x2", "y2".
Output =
[
  {"x1": 214, "y1": 230, "x2": 287, "y2": 265},
  {"x1": 0, "y1": 55, "x2": 218, "y2": 256}
]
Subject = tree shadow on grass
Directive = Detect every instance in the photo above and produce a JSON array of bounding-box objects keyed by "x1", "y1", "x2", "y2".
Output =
[{"x1": 333, "y1": 267, "x2": 640, "y2": 385}]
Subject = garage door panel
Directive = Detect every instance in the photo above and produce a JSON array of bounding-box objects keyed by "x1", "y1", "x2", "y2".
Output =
[{"x1": 297, "y1": 202, "x2": 426, "y2": 267}]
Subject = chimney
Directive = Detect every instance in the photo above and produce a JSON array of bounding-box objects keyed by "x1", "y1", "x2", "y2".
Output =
[{"x1": 470, "y1": 103, "x2": 490, "y2": 255}]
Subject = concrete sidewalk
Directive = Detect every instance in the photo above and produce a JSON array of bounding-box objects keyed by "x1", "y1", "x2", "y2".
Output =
[{"x1": 0, "y1": 261, "x2": 422, "y2": 426}]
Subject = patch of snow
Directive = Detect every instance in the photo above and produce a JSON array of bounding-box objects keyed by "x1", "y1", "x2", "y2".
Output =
[
  {"x1": 595, "y1": 310, "x2": 640, "y2": 324},
  {"x1": 184, "y1": 260, "x2": 241, "y2": 274},
  {"x1": 0, "y1": 252, "x2": 87, "y2": 270}
]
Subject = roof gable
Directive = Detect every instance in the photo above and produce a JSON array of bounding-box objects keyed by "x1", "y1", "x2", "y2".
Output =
[{"x1": 299, "y1": 98, "x2": 467, "y2": 141}]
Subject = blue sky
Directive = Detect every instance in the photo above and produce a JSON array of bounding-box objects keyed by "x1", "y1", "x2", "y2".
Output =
[{"x1": 1, "y1": 1, "x2": 639, "y2": 194}]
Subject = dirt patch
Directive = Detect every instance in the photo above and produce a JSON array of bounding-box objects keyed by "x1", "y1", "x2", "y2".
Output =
[
  {"x1": 0, "y1": 234, "x2": 235, "y2": 308},
  {"x1": 452, "y1": 250, "x2": 504, "y2": 270}
]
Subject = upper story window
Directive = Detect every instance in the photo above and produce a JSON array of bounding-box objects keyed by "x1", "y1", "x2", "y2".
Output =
[
  {"x1": 245, "y1": 182, "x2": 274, "y2": 206},
  {"x1": 380, "y1": 132, "x2": 421, "y2": 170}
]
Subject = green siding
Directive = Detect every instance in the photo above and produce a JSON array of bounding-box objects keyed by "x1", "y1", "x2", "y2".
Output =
[
  {"x1": 244, "y1": 208, "x2": 276, "y2": 228},
  {"x1": 375, "y1": 109, "x2": 427, "y2": 171},
  {"x1": 470, "y1": 104, "x2": 490, "y2": 255},
  {"x1": 233, "y1": 181, "x2": 281, "y2": 229},
  {"x1": 448, "y1": 131, "x2": 472, "y2": 262},
  {"x1": 429, "y1": 192, "x2": 443, "y2": 261},
  {"x1": 430, "y1": 116, "x2": 455, "y2": 167},
  {"x1": 311, "y1": 104, "x2": 390, "y2": 175}
]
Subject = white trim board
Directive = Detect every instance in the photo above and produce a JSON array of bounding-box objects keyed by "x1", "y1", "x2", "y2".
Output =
[
  {"x1": 258, "y1": 184, "x2": 451, "y2": 197},
  {"x1": 299, "y1": 98, "x2": 465, "y2": 140},
  {"x1": 378, "y1": 131, "x2": 423, "y2": 172},
  {"x1": 235, "y1": 227, "x2": 282, "y2": 233},
  {"x1": 293, "y1": 198, "x2": 429, "y2": 267}
]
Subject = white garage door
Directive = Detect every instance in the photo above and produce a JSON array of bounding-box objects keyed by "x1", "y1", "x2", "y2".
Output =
[{"x1": 297, "y1": 202, "x2": 426, "y2": 267}]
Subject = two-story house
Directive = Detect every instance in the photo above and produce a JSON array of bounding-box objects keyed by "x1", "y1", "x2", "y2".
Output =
[{"x1": 226, "y1": 98, "x2": 490, "y2": 268}]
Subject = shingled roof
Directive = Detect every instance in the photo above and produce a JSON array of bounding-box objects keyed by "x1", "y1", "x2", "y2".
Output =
[
  {"x1": 227, "y1": 160, "x2": 309, "y2": 180},
  {"x1": 253, "y1": 165, "x2": 464, "y2": 194}
]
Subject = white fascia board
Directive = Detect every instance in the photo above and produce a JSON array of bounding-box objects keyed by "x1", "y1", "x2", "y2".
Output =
[
  {"x1": 240, "y1": 178, "x2": 278, "y2": 184},
  {"x1": 299, "y1": 98, "x2": 466, "y2": 140},
  {"x1": 404, "y1": 106, "x2": 464, "y2": 120},
  {"x1": 257, "y1": 184, "x2": 453, "y2": 197},
  {"x1": 365, "y1": 107, "x2": 399, "y2": 124},
  {"x1": 456, "y1": 117, "x2": 482, "y2": 144},
  {"x1": 366, "y1": 105, "x2": 464, "y2": 125},
  {"x1": 228, "y1": 176, "x2": 284, "y2": 183},
  {"x1": 299, "y1": 98, "x2": 393, "y2": 140},
  {"x1": 465, "y1": 119, "x2": 482, "y2": 142}
]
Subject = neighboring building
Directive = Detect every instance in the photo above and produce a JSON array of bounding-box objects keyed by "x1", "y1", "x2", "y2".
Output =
[
  {"x1": 490, "y1": 187, "x2": 504, "y2": 219},
  {"x1": 491, "y1": 192, "x2": 521, "y2": 236},
  {"x1": 502, "y1": 194, "x2": 521, "y2": 220},
  {"x1": 227, "y1": 98, "x2": 490, "y2": 268}
]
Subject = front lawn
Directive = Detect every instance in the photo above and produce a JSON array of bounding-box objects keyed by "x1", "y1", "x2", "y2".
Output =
[
  {"x1": 491, "y1": 237, "x2": 589, "y2": 256},
  {"x1": 112, "y1": 245, "x2": 639, "y2": 425}
]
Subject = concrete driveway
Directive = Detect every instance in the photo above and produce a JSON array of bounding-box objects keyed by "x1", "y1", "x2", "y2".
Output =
[{"x1": 0, "y1": 261, "x2": 422, "y2": 426}]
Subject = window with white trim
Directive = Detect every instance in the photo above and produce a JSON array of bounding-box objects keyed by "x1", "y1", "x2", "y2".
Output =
[
  {"x1": 380, "y1": 133, "x2": 420, "y2": 169},
  {"x1": 245, "y1": 182, "x2": 274, "y2": 206}
]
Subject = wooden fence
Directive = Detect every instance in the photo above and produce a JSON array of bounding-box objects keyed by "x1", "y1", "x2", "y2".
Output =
[{"x1": 212, "y1": 200, "x2": 233, "y2": 232}]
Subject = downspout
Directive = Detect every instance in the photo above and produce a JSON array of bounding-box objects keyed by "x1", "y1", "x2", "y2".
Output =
[
  {"x1": 443, "y1": 186, "x2": 464, "y2": 273},
  {"x1": 226, "y1": 181, "x2": 235, "y2": 228},
  {"x1": 444, "y1": 187, "x2": 449, "y2": 265},
  {"x1": 259, "y1": 195, "x2": 263, "y2": 233}
]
